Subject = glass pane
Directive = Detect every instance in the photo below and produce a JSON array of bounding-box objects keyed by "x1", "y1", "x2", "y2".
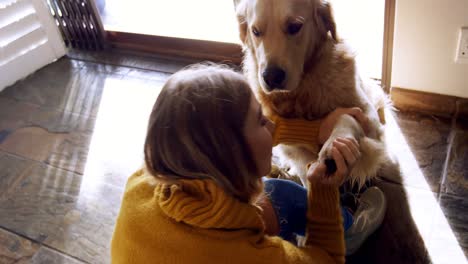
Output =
[
  {"x1": 330, "y1": 0, "x2": 385, "y2": 79},
  {"x1": 99, "y1": 0, "x2": 240, "y2": 44},
  {"x1": 97, "y1": 0, "x2": 384, "y2": 79}
]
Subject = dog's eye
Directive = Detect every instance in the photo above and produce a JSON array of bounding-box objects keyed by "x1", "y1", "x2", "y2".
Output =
[
  {"x1": 252, "y1": 27, "x2": 261, "y2": 37},
  {"x1": 287, "y1": 23, "x2": 303, "y2": 35}
]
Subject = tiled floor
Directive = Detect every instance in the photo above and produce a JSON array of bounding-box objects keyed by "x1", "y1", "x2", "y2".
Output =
[{"x1": 0, "y1": 51, "x2": 466, "y2": 264}]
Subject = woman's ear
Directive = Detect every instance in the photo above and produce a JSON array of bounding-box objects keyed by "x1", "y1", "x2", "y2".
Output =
[
  {"x1": 235, "y1": 0, "x2": 248, "y2": 44},
  {"x1": 317, "y1": 1, "x2": 337, "y2": 42}
]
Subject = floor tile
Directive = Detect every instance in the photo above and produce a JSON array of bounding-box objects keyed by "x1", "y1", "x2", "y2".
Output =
[
  {"x1": 80, "y1": 61, "x2": 171, "y2": 83},
  {"x1": 442, "y1": 129, "x2": 468, "y2": 197},
  {"x1": 67, "y1": 49, "x2": 195, "y2": 73},
  {"x1": 44, "y1": 57, "x2": 86, "y2": 72},
  {"x1": 0, "y1": 153, "x2": 35, "y2": 199},
  {"x1": 0, "y1": 228, "x2": 40, "y2": 264},
  {"x1": 76, "y1": 74, "x2": 165, "y2": 187},
  {"x1": 0, "y1": 66, "x2": 107, "y2": 118},
  {"x1": 0, "y1": 161, "x2": 123, "y2": 263},
  {"x1": 0, "y1": 126, "x2": 67, "y2": 162},
  {"x1": 30, "y1": 247, "x2": 85, "y2": 264},
  {"x1": 0, "y1": 97, "x2": 96, "y2": 134},
  {"x1": 80, "y1": 61, "x2": 134, "y2": 76},
  {"x1": 0, "y1": 98, "x2": 40, "y2": 132},
  {"x1": 45, "y1": 73, "x2": 164, "y2": 176},
  {"x1": 124, "y1": 67, "x2": 172, "y2": 82},
  {"x1": 1, "y1": 58, "x2": 81, "y2": 101},
  {"x1": 30, "y1": 104, "x2": 97, "y2": 134},
  {"x1": 0, "y1": 130, "x2": 10, "y2": 144},
  {"x1": 58, "y1": 69, "x2": 108, "y2": 118},
  {"x1": 384, "y1": 110, "x2": 451, "y2": 192},
  {"x1": 456, "y1": 99, "x2": 468, "y2": 121},
  {"x1": 45, "y1": 132, "x2": 92, "y2": 175},
  {"x1": 0, "y1": 98, "x2": 96, "y2": 170},
  {"x1": 80, "y1": 60, "x2": 172, "y2": 82},
  {"x1": 0, "y1": 227, "x2": 85, "y2": 264},
  {"x1": 427, "y1": 194, "x2": 468, "y2": 263}
]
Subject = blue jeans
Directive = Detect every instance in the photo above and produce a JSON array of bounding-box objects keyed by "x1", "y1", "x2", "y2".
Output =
[{"x1": 263, "y1": 178, "x2": 353, "y2": 241}]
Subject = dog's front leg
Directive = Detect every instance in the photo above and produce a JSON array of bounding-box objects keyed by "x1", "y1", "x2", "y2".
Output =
[
  {"x1": 318, "y1": 114, "x2": 387, "y2": 188},
  {"x1": 318, "y1": 114, "x2": 363, "y2": 175},
  {"x1": 273, "y1": 144, "x2": 318, "y2": 186}
]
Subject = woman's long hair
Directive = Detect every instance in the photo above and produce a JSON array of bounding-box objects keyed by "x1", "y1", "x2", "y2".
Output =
[{"x1": 144, "y1": 64, "x2": 262, "y2": 203}]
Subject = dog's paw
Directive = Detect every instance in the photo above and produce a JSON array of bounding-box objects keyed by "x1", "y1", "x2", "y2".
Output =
[
  {"x1": 318, "y1": 136, "x2": 335, "y2": 162},
  {"x1": 324, "y1": 158, "x2": 337, "y2": 174},
  {"x1": 318, "y1": 138, "x2": 340, "y2": 175}
]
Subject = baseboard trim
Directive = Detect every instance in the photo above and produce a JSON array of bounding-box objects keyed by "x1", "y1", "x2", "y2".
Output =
[{"x1": 391, "y1": 87, "x2": 468, "y2": 120}]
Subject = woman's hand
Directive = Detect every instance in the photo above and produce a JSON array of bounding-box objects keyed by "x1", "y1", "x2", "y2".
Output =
[
  {"x1": 318, "y1": 107, "x2": 370, "y2": 144},
  {"x1": 307, "y1": 137, "x2": 361, "y2": 186}
]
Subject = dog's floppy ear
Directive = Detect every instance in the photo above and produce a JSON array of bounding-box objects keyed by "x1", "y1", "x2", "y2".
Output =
[
  {"x1": 235, "y1": 0, "x2": 248, "y2": 44},
  {"x1": 317, "y1": 1, "x2": 337, "y2": 42}
]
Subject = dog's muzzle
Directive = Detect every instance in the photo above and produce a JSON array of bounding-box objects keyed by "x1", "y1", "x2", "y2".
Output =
[{"x1": 262, "y1": 66, "x2": 286, "y2": 91}]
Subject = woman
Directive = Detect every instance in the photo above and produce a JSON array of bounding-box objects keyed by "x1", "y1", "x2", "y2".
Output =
[{"x1": 111, "y1": 64, "x2": 385, "y2": 263}]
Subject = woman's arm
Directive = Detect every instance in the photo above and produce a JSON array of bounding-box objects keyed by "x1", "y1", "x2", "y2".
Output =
[
  {"x1": 269, "y1": 107, "x2": 369, "y2": 147},
  {"x1": 305, "y1": 179, "x2": 345, "y2": 263},
  {"x1": 304, "y1": 138, "x2": 361, "y2": 263},
  {"x1": 269, "y1": 115, "x2": 321, "y2": 147}
]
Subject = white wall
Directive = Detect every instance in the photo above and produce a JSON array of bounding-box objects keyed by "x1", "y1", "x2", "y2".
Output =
[{"x1": 392, "y1": 0, "x2": 468, "y2": 98}]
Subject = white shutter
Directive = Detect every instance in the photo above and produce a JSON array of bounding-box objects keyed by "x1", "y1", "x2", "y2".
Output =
[{"x1": 0, "y1": 0, "x2": 66, "y2": 92}]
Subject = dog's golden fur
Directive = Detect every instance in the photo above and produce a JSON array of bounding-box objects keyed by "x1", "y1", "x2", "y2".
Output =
[{"x1": 236, "y1": 0, "x2": 392, "y2": 187}]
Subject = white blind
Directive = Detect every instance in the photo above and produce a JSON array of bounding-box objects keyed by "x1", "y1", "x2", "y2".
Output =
[{"x1": 0, "y1": 0, "x2": 66, "y2": 92}]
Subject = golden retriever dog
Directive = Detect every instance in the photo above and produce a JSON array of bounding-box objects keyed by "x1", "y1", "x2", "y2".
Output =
[{"x1": 235, "y1": 0, "x2": 392, "y2": 188}]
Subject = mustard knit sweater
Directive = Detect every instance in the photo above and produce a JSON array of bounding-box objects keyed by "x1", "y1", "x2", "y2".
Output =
[
  {"x1": 269, "y1": 115, "x2": 322, "y2": 147},
  {"x1": 270, "y1": 108, "x2": 386, "y2": 147},
  {"x1": 111, "y1": 169, "x2": 344, "y2": 264}
]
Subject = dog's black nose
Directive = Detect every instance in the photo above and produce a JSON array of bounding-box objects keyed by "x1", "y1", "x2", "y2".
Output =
[{"x1": 262, "y1": 67, "x2": 285, "y2": 90}]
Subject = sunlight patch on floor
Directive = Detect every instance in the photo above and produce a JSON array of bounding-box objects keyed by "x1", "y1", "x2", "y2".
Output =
[
  {"x1": 79, "y1": 76, "x2": 164, "y2": 196},
  {"x1": 385, "y1": 110, "x2": 465, "y2": 263}
]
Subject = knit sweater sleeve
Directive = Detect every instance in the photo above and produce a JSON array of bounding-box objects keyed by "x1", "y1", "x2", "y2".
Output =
[
  {"x1": 269, "y1": 115, "x2": 322, "y2": 147},
  {"x1": 304, "y1": 181, "x2": 345, "y2": 263}
]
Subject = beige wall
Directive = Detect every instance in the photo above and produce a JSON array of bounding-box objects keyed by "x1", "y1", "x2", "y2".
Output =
[{"x1": 392, "y1": 0, "x2": 468, "y2": 98}]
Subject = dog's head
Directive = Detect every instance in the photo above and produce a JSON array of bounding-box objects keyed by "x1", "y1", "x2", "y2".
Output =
[{"x1": 236, "y1": 0, "x2": 337, "y2": 93}]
